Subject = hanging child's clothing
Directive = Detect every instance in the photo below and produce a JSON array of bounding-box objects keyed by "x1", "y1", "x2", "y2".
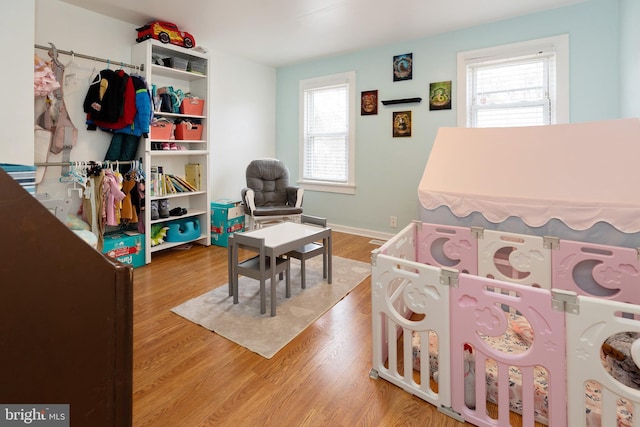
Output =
[
  {"x1": 104, "y1": 134, "x2": 140, "y2": 167},
  {"x1": 82, "y1": 172, "x2": 105, "y2": 250},
  {"x1": 113, "y1": 75, "x2": 152, "y2": 137},
  {"x1": 120, "y1": 175, "x2": 139, "y2": 224},
  {"x1": 34, "y1": 54, "x2": 60, "y2": 97},
  {"x1": 83, "y1": 69, "x2": 135, "y2": 130},
  {"x1": 103, "y1": 75, "x2": 152, "y2": 171},
  {"x1": 102, "y1": 169, "x2": 126, "y2": 227}
]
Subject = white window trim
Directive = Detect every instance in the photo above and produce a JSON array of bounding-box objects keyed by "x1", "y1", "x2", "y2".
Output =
[
  {"x1": 456, "y1": 34, "x2": 570, "y2": 127},
  {"x1": 298, "y1": 71, "x2": 356, "y2": 195}
]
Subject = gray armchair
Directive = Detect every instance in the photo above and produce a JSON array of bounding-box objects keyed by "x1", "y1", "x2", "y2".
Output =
[{"x1": 241, "y1": 159, "x2": 304, "y2": 229}]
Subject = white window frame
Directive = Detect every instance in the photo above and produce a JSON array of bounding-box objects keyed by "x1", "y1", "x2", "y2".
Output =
[
  {"x1": 299, "y1": 71, "x2": 356, "y2": 195},
  {"x1": 457, "y1": 35, "x2": 569, "y2": 127}
]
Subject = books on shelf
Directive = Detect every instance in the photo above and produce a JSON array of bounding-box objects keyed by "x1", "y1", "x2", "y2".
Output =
[
  {"x1": 184, "y1": 163, "x2": 201, "y2": 190},
  {"x1": 150, "y1": 166, "x2": 161, "y2": 196},
  {"x1": 169, "y1": 174, "x2": 198, "y2": 192},
  {"x1": 150, "y1": 165, "x2": 198, "y2": 196}
]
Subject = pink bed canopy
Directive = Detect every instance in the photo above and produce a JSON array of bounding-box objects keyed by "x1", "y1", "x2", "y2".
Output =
[{"x1": 418, "y1": 118, "x2": 640, "y2": 233}]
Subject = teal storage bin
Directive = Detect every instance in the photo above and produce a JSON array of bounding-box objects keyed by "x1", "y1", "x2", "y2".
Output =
[{"x1": 165, "y1": 218, "x2": 201, "y2": 242}]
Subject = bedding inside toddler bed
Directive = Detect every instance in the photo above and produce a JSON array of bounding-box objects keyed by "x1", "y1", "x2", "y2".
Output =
[{"x1": 411, "y1": 313, "x2": 637, "y2": 426}]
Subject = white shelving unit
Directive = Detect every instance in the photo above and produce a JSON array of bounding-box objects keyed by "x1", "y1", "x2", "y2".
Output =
[{"x1": 131, "y1": 39, "x2": 211, "y2": 264}]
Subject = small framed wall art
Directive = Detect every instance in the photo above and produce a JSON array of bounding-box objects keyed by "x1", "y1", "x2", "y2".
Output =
[
  {"x1": 392, "y1": 111, "x2": 412, "y2": 137},
  {"x1": 361, "y1": 90, "x2": 378, "y2": 115},
  {"x1": 429, "y1": 81, "x2": 452, "y2": 110},
  {"x1": 393, "y1": 53, "x2": 413, "y2": 82}
]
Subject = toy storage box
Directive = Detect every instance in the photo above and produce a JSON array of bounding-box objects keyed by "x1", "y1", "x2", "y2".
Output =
[
  {"x1": 210, "y1": 199, "x2": 245, "y2": 247},
  {"x1": 102, "y1": 232, "x2": 145, "y2": 268},
  {"x1": 179, "y1": 97, "x2": 205, "y2": 116},
  {"x1": 162, "y1": 57, "x2": 188, "y2": 71},
  {"x1": 150, "y1": 121, "x2": 173, "y2": 140},
  {"x1": 175, "y1": 123, "x2": 203, "y2": 140},
  {"x1": 188, "y1": 60, "x2": 206, "y2": 74}
]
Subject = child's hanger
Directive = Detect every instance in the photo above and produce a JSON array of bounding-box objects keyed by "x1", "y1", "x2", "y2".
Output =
[
  {"x1": 66, "y1": 162, "x2": 84, "y2": 199},
  {"x1": 88, "y1": 58, "x2": 102, "y2": 85},
  {"x1": 64, "y1": 51, "x2": 78, "y2": 87},
  {"x1": 64, "y1": 50, "x2": 77, "y2": 68}
]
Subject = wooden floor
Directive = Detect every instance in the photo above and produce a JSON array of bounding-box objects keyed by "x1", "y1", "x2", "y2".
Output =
[{"x1": 132, "y1": 231, "x2": 467, "y2": 427}]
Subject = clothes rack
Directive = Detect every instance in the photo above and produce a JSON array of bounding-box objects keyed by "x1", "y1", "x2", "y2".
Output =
[
  {"x1": 35, "y1": 43, "x2": 144, "y2": 72},
  {"x1": 35, "y1": 159, "x2": 142, "y2": 167}
]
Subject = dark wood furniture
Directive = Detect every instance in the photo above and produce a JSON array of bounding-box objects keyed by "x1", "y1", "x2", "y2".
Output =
[{"x1": 0, "y1": 168, "x2": 133, "y2": 427}]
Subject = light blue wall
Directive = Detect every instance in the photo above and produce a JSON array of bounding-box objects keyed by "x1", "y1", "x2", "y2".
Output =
[
  {"x1": 276, "y1": 0, "x2": 624, "y2": 236},
  {"x1": 621, "y1": 0, "x2": 640, "y2": 118}
]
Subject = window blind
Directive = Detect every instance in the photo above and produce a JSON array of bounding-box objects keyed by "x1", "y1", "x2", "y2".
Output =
[
  {"x1": 303, "y1": 84, "x2": 349, "y2": 182},
  {"x1": 468, "y1": 53, "x2": 556, "y2": 127}
]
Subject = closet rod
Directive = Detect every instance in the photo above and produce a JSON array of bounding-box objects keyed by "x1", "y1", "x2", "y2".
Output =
[
  {"x1": 35, "y1": 159, "x2": 141, "y2": 167},
  {"x1": 35, "y1": 43, "x2": 144, "y2": 71}
]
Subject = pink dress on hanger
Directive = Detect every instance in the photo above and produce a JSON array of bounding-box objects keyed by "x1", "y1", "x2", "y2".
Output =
[{"x1": 102, "y1": 170, "x2": 126, "y2": 226}]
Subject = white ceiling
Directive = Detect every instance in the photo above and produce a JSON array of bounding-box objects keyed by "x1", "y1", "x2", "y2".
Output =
[{"x1": 61, "y1": 0, "x2": 587, "y2": 67}]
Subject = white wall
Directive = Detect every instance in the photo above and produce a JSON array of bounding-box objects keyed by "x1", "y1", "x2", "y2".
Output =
[
  {"x1": 1, "y1": 1, "x2": 35, "y2": 165},
  {"x1": 208, "y1": 50, "x2": 276, "y2": 200},
  {"x1": 31, "y1": 0, "x2": 274, "y2": 204},
  {"x1": 34, "y1": 0, "x2": 142, "y2": 200}
]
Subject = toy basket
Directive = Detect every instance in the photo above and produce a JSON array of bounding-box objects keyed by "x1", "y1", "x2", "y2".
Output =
[
  {"x1": 175, "y1": 123, "x2": 203, "y2": 140},
  {"x1": 163, "y1": 57, "x2": 188, "y2": 71},
  {"x1": 179, "y1": 97, "x2": 205, "y2": 116},
  {"x1": 150, "y1": 121, "x2": 174, "y2": 140}
]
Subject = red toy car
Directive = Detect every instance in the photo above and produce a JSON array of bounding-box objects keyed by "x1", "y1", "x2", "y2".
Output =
[{"x1": 136, "y1": 21, "x2": 196, "y2": 49}]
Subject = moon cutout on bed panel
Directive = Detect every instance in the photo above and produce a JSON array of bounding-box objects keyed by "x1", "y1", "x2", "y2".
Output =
[
  {"x1": 572, "y1": 259, "x2": 619, "y2": 297},
  {"x1": 382, "y1": 276, "x2": 437, "y2": 326},
  {"x1": 430, "y1": 237, "x2": 460, "y2": 267},
  {"x1": 475, "y1": 303, "x2": 532, "y2": 355},
  {"x1": 473, "y1": 304, "x2": 509, "y2": 337},
  {"x1": 384, "y1": 276, "x2": 416, "y2": 322},
  {"x1": 493, "y1": 246, "x2": 531, "y2": 280}
]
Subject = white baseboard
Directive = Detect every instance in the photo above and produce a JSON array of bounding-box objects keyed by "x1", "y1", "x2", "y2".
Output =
[{"x1": 328, "y1": 223, "x2": 394, "y2": 241}]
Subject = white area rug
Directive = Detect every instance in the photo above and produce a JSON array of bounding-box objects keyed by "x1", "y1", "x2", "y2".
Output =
[{"x1": 171, "y1": 256, "x2": 370, "y2": 358}]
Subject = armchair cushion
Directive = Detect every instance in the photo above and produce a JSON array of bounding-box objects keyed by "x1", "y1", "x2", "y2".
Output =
[{"x1": 250, "y1": 205, "x2": 303, "y2": 217}]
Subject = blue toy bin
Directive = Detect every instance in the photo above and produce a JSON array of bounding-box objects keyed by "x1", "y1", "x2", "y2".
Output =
[{"x1": 165, "y1": 217, "x2": 201, "y2": 242}]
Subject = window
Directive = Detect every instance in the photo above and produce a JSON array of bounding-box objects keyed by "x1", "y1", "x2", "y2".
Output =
[
  {"x1": 457, "y1": 35, "x2": 569, "y2": 128},
  {"x1": 299, "y1": 71, "x2": 356, "y2": 194}
]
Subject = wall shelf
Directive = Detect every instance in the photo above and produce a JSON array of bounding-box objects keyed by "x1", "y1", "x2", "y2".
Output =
[
  {"x1": 381, "y1": 97, "x2": 422, "y2": 105},
  {"x1": 131, "y1": 39, "x2": 211, "y2": 264}
]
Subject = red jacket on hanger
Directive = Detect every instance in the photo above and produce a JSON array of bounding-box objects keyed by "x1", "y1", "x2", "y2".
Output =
[{"x1": 84, "y1": 69, "x2": 136, "y2": 131}]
